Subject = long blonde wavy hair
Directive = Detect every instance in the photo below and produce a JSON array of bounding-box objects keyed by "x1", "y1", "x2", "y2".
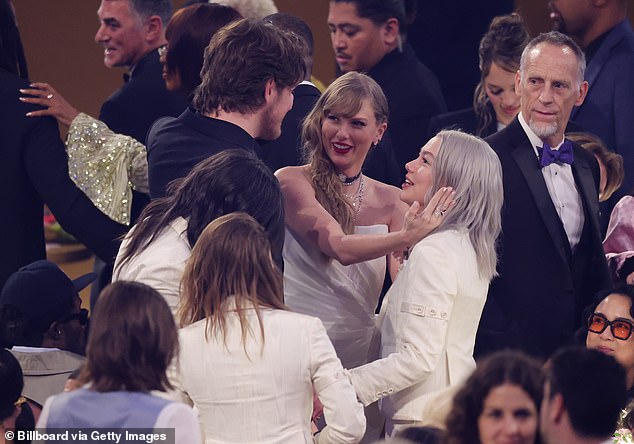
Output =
[{"x1": 302, "y1": 71, "x2": 388, "y2": 234}]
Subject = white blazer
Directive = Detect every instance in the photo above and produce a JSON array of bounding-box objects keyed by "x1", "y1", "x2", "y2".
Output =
[
  {"x1": 350, "y1": 229, "x2": 488, "y2": 424},
  {"x1": 170, "y1": 304, "x2": 366, "y2": 443}
]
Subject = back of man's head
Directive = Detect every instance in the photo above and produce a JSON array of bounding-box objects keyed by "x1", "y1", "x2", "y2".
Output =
[
  {"x1": 193, "y1": 18, "x2": 305, "y2": 116},
  {"x1": 547, "y1": 347, "x2": 626, "y2": 439},
  {"x1": 128, "y1": 0, "x2": 172, "y2": 26},
  {"x1": 264, "y1": 12, "x2": 313, "y2": 79},
  {"x1": 0, "y1": 260, "x2": 93, "y2": 349}
]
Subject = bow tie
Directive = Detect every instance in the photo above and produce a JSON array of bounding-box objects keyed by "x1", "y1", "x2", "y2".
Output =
[{"x1": 537, "y1": 140, "x2": 574, "y2": 168}]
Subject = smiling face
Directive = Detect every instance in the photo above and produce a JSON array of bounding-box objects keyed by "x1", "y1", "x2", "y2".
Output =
[
  {"x1": 485, "y1": 62, "x2": 521, "y2": 127},
  {"x1": 478, "y1": 383, "x2": 539, "y2": 444},
  {"x1": 321, "y1": 98, "x2": 386, "y2": 176},
  {"x1": 401, "y1": 136, "x2": 441, "y2": 206},
  {"x1": 517, "y1": 42, "x2": 587, "y2": 146},
  {"x1": 586, "y1": 293, "x2": 634, "y2": 387},
  {"x1": 327, "y1": 1, "x2": 389, "y2": 73},
  {"x1": 95, "y1": 0, "x2": 148, "y2": 68}
]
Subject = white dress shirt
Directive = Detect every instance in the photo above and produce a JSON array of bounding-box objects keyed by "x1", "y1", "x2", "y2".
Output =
[{"x1": 518, "y1": 112, "x2": 584, "y2": 250}]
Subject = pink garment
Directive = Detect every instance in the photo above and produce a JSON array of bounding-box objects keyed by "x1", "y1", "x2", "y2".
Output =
[{"x1": 603, "y1": 195, "x2": 634, "y2": 279}]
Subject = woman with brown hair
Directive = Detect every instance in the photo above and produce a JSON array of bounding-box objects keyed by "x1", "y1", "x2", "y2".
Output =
[
  {"x1": 428, "y1": 13, "x2": 530, "y2": 138},
  {"x1": 171, "y1": 212, "x2": 365, "y2": 443},
  {"x1": 444, "y1": 350, "x2": 543, "y2": 444},
  {"x1": 36, "y1": 281, "x2": 200, "y2": 444}
]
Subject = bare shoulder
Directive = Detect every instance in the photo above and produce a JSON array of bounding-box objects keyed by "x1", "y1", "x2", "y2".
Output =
[
  {"x1": 275, "y1": 165, "x2": 311, "y2": 188},
  {"x1": 364, "y1": 175, "x2": 405, "y2": 207}
]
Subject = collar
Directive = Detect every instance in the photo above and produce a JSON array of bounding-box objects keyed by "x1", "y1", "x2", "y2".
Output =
[
  {"x1": 518, "y1": 112, "x2": 566, "y2": 157},
  {"x1": 126, "y1": 49, "x2": 160, "y2": 80},
  {"x1": 180, "y1": 107, "x2": 260, "y2": 154}
]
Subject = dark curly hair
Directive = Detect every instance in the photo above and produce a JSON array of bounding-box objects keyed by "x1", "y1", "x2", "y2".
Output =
[{"x1": 444, "y1": 350, "x2": 544, "y2": 444}]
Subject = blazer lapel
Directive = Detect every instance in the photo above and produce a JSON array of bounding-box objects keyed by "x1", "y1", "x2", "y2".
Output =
[
  {"x1": 571, "y1": 146, "x2": 600, "y2": 234},
  {"x1": 510, "y1": 129, "x2": 571, "y2": 265}
]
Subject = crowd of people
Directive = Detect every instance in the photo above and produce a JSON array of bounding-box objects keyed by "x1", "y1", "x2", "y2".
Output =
[{"x1": 2, "y1": 0, "x2": 634, "y2": 443}]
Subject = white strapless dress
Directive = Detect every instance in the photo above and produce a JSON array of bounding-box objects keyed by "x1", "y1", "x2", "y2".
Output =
[{"x1": 283, "y1": 225, "x2": 388, "y2": 369}]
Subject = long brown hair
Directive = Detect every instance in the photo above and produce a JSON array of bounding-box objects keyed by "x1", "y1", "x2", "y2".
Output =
[
  {"x1": 81, "y1": 281, "x2": 178, "y2": 392},
  {"x1": 179, "y1": 212, "x2": 285, "y2": 355},
  {"x1": 473, "y1": 13, "x2": 529, "y2": 135},
  {"x1": 302, "y1": 71, "x2": 388, "y2": 234}
]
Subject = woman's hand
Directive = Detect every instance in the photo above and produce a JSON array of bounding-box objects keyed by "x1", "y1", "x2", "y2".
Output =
[
  {"x1": 401, "y1": 186, "x2": 455, "y2": 246},
  {"x1": 19, "y1": 82, "x2": 80, "y2": 127}
]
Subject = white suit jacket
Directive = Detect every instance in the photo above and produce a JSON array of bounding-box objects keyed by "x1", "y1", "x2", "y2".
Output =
[
  {"x1": 350, "y1": 229, "x2": 488, "y2": 422},
  {"x1": 170, "y1": 305, "x2": 365, "y2": 443}
]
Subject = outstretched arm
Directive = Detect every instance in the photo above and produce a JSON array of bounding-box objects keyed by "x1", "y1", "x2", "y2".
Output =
[{"x1": 276, "y1": 166, "x2": 453, "y2": 266}]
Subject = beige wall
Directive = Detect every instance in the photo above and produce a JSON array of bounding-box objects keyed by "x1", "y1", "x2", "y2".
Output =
[{"x1": 12, "y1": 1, "x2": 634, "y2": 120}]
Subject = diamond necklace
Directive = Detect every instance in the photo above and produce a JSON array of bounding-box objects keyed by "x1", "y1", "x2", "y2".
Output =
[{"x1": 343, "y1": 174, "x2": 365, "y2": 218}]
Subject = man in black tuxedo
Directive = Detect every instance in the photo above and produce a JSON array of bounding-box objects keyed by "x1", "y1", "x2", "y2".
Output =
[
  {"x1": 95, "y1": 0, "x2": 187, "y2": 212},
  {"x1": 90, "y1": 0, "x2": 187, "y2": 300},
  {"x1": 476, "y1": 32, "x2": 611, "y2": 359}
]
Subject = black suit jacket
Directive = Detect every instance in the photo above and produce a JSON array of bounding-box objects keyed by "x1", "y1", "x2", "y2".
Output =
[
  {"x1": 368, "y1": 43, "x2": 447, "y2": 172},
  {"x1": 0, "y1": 69, "x2": 126, "y2": 290},
  {"x1": 100, "y1": 50, "x2": 188, "y2": 221},
  {"x1": 259, "y1": 82, "x2": 320, "y2": 172},
  {"x1": 147, "y1": 107, "x2": 259, "y2": 199},
  {"x1": 427, "y1": 106, "x2": 498, "y2": 141},
  {"x1": 99, "y1": 50, "x2": 187, "y2": 145},
  {"x1": 476, "y1": 117, "x2": 611, "y2": 359}
]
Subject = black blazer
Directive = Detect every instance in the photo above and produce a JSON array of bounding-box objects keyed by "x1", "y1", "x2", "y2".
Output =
[
  {"x1": 99, "y1": 50, "x2": 187, "y2": 145},
  {"x1": 259, "y1": 82, "x2": 321, "y2": 172},
  {"x1": 369, "y1": 43, "x2": 447, "y2": 171},
  {"x1": 475, "y1": 117, "x2": 611, "y2": 359},
  {"x1": 427, "y1": 106, "x2": 498, "y2": 141},
  {"x1": 0, "y1": 69, "x2": 126, "y2": 290}
]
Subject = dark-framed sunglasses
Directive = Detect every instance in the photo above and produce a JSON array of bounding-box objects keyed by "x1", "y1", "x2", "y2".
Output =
[
  {"x1": 587, "y1": 312, "x2": 634, "y2": 341},
  {"x1": 57, "y1": 308, "x2": 89, "y2": 327}
]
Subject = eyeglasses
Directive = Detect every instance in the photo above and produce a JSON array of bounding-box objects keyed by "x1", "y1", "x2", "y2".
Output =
[
  {"x1": 587, "y1": 313, "x2": 634, "y2": 341},
  {"x1": 15, "y1": 396, "x2": 27, "y2": 407},
  {"x1": 157, "y1": 44, "x2": 167, "y2": 58},
  {"x1": 57, "y1": 308, "x2": 89, "y2": 327}
]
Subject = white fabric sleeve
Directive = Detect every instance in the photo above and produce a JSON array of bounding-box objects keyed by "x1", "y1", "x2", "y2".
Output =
[
  {"x1": 349, "y1": 239, "x2": 457, "y2": 406},
  {"x1": 154, "y1": 402, "x2": 201, "y2": 444},
  {"x1": 309, "y1": 317, "x2": 366, "y2": 443}
]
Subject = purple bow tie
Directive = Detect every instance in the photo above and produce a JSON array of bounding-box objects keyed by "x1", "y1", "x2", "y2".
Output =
[{"x1": 538, "y1": 140, "x2": 574, "y2": 168}]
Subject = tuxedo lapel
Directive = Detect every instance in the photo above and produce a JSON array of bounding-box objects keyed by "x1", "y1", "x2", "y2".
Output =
[
  {"x1": 571, "y1": 146, "x2": 600, "y2": 233},
  {"x1": 508, "y1": 124, "x2": 571, "y2": 265}
]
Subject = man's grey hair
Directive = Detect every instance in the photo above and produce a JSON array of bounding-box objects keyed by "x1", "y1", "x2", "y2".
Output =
[
  {"x1": 520, "y1": 31, "x2": 586, "y2": 85},
  {"x1": 129, "y1": 0, "x2": 172, "y2": 25}
]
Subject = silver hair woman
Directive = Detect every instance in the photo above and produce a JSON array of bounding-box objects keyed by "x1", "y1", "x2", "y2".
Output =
[{"x1": 349, "y1": 130, "x2": 503, "y2": 436}]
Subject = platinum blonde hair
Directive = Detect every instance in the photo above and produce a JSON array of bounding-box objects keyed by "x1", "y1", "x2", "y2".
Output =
[{"x1": 427, "y1": 130, "x2": 503, "y2": 280}]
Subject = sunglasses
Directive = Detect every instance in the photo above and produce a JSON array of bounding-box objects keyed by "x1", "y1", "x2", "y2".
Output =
[
  {"x1": 587, "y1": 313, "x2": 634, "y2": 341},
  {"x1": 57, "y1": 308, "x2": 89, "y2": 327}
]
